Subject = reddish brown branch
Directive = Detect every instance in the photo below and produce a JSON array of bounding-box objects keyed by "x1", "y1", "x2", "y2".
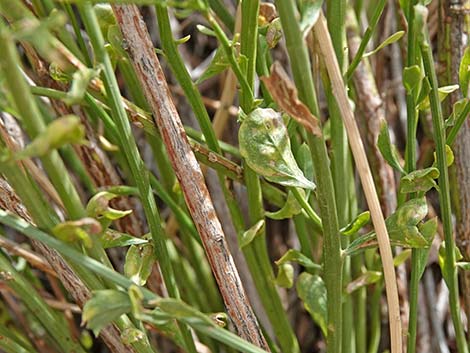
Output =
[{"x1": 112, "y1": 5, "x2": 268, "y2": 350}]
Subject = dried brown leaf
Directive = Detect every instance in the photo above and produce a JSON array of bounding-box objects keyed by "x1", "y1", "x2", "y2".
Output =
[{"x1": 261, "y1": 62, "x2": 322, "y2": 137}]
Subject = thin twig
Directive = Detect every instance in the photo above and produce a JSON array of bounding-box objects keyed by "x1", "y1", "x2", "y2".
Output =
[
  {"x1": 313, "y1": 13, "x2": 403, "y2": 353},
  {"x1": 112, "y1": 5, "x2": 268, "y2": 350}
]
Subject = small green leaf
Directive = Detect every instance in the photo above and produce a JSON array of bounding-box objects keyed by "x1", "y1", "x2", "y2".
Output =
[
  {"x1": 15, "y1": 115, "x2": 86, "y2": 159},
  {"x1": 196, "y1": 24, "x2": 216, "y2": 37},
  {"x1": 266, "y1": 190, "x2": 302, "y2": 220},
  {"x1": 415, "y1": 77, "x2": 431, "y2": 108},
  {"x1": 196, "y1": 43, "x2": 239, "y2": 83},
  {"x1": 340, "y1": 211, "x2": 371, "y2": 236},
  {"x1": 297, "y1": 273, "x2": 327, "y2": 336},
  {"x1": 400, "y1": 167, "x2": 439, "y2": 194},
  {"x1": 239, "y1": 108, "x2": 316, "y2": 190},
  {"x1": 275, "y1": 263, "x2": 294, "y2": 288},
  {"x1": 446, "y1": 98, "x2": 468, "y2": 127},
  {"x1": 433, "y1": 144, "x2": 454, "y2": 167},
  {"x1": 418, "y1": 84, "x2": 459, "y2": 111},
  {"x1": 86, "y1": 191, "x2": 133, "y2": 222},
  {"x1": 403, "y1": 65, "x2": 422, "y2": 93},
  {"x1": 363, "y1": 31, "x2": 405, "y2": 58},
  {"x1": 439, "y1": 242, "x2": 463, "y2": 287},
  {"x1": 64, "y1": 67, "x2": 101, "y2": 105},
  {"x1": 239, "y1": 220, "x2": 265, "y2": 248},
  {"x1": 124, "y1": 243, "x2": 155, "y2": 286},
  {"x1": 346, "y1": 271, "x2": 382, "y2": 294},
  {"x1": 386, "y1": 197, "x2": 430, "y2": 247},
  {"x1": 100, "y1": 229, "x2": 148, "y2": 249},
  {"x1": 52, "y1": 218, "x2": 101, "y2": 249},
  {"x1": 377, "y1": 120, "x2": 405, "y2": 173},
  {"x1": 276, "y1": 249, "x2": 322, "y2": 270},
  {"x1": 82, "y1": 290, "x2": 131, "y2": 336},
  {"x1": 94, "y1": 4, "x2": 116, "y2": 34},
  {"x1": 393, "y1": 249, "x2": 412, "y2": 267},
  {"x1": 459, "y1": 47, "x2": 470, "y2": 97},
  {"x1": 299, "y1": 0, "x2": 323, "y2": 37}
]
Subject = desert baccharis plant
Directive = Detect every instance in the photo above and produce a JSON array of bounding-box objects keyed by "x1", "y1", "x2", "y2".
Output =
[{"x1": 0, "y1": 0, "x2": 469, "y2": 353}]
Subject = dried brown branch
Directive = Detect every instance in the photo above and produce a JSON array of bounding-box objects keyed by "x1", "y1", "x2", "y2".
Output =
[
  {"x1": 313, "y1": 12, "x2": 403, "y2": 353},
  {"x1": 112, "y1": 5, "x2": 268, "y2": 350}
]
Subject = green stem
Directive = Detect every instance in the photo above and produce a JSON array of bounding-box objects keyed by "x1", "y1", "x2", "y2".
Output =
[
  {"x1": 403, "y1": 3, "x2": 421, "y2": 353},
  {"x1": 345, "y1": 0, "x2": 387, "y2": 81},
  {"x1": 77, "y1": 4, "x2": 196, "y2": 353},
  {"x1": 419, "y1": 17, "x2": 469, "y2": 353},
  {"x1": 276, "y1": 1, "x2": 342, "y2": 352}
]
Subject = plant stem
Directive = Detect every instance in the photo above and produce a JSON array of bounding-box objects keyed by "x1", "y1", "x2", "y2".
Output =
[
  {"x1": 77, "y1": 4, "x2": 197, "y2": 353},
  {"x1": 275, "y1": 2, "x2": 342, "y2": 352},
  {"x1": 419, "y1": 16, "x2": 469, "y2": 353}
]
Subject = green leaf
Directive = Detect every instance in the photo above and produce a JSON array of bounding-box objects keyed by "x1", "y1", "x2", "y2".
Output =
[
  {"x1": 297, "y1": 273, "x2": 327, "y2": 336},
  {"x1": 340, "y1": 211, "x2": 371, "y2": 236},
  {"x1": 276, "y1": 249, "x2": 321, "y2": 270},
  {"x1": 418, "y1": 84, "x2": 459, "y2": 111},
  {"x1": 459, "y1": 47, "x2": 470, "y2": 97},
  {"x1": 377, "y1": 120, "x2": 405, "y2": 173},
  {"x1": 299, "y1": 0, "x2": 323, "y2": 37},
  {"x1": 196, "y1": 47, "x2": 230, "y2": 84},
  {"x1": 266, "y1": 190, "x2": 302, "y2": 220},
  {"x1": 196, "y1": 24, "x2": 216, "y2": 37},
  {"x1": 239, "y1": 108, "x2": 316, "y2": 190},
  {"x1": 446, "y1": 98, "x2": 468, "y2": 127},
  {"x1": 15, "y1": 115, "x2": 86, "y2": 159},
  {"x1": 86, "y1": 191, "x2": 133, "y2": 222},
  {"x1": 393, "y1": 249, "x2": 412, "y2": 267},
  {"x1": 413, "y1": 217, "x2": 438, "y2": 279},
  {"x1": 386, "y1": 197, "x2": 430, "y2": 248},
  {"x1": 124, "y1": 244, "x2": 155, "y2": 286},
  {"x1": 403, "y1": 65, "x2": 422, "y2": 93},
  {"x1": 82, "y1": 290, "x2": 131, "y2": 336},
  {"x1": 439, "y1": 242, "x2": 463, "y2": 287},
  {"x1": 433, "y1": 144, "x2": 454, "y2": 168},
  {"x1": 297, "y1": 143, "x2": 314, "y2": 182},
  {"x1": 400, "y1": 167, "x2": 439, "y2": 194},
  {"x1": 275, "y1": 263, "x2": 294, "y2": 288},
  {"x1": 238, "y1": 220, "x2": 264, "y2": 248},
  {"x1": 415, "y1": 77, "x2": 431, "y2": 108},
  {"x1": 52, "y1": 218, "x2": 101, "y2": 249},
  {"x1": 363, "y1": 31, "x2": 405, "y2": 58},
  {"x1": 64, "y1": 67, "x2": 101, "y2": 105},
  {"x1": 94, "y1": 4, "x2": 116, "y2": 35},
  {"x1": 346, "y1": 271, "x2": 382, "y2": 294},
  {"x1": 100, "y1": 229, "x2": 148, "y2": 249}
]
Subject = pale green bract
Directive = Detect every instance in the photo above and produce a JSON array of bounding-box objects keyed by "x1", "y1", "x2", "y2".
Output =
[{"x1": 239, "y1": 108, "x2": 316, "y2": 190}]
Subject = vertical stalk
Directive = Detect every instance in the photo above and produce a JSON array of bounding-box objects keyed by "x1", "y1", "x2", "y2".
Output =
[
  {"x1": 77, "y1": 4, "x2": 197, "y2": 353},
  {"x1": 419, "y1": 15, "x2": 469, "y2": 353},
  {"x1": 238, "y1": 1, "x2": 300, "y2": 350},
  {"x1": 275, "y1": 2, "x2": 342, "y2": 352}
]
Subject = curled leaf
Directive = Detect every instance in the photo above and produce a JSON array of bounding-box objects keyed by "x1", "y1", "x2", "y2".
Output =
[
  {"x1": 275, "y1": 263, "x2": 294, "y2": 288},
  {"x1": 340, "y1": 211, "x2": 371, "y2": 236},
  {"x1": 276, "y1": 249, "x2": 321, "y2": 270},
  {"x1": 15, "y1": 115, "x2": 85, "y2": 159},
  {"x1": 239, "y1": 107, "x2": 316, "y2": 189},
  {"x1": 459, "y1": 47, "x2": 470, "y2": 97},
  {"x1": 238, "y1": 220, "x2": 265, "y2": 248},
  {"x1": 86, "y1": 191, "x2": 133, "y2": 221},
  {"x1": 124, "y1": 243, "x2": 155, "y2": 286},
  {"x1": 400, "y1": 167, "x2": 439, "y2": 194},
  {"x1": 261, "y1": 62, "x2": 322, "y2": 137},
  {"x1": 377, "y1": 120, "x2": 404, "y2": 173},
  {"x1": 100, "y1": 229, "x2": 148, "y2": 249},
  {"x1": 266, "y1": 190, "x2": 302, "y2": 220},
  {"x1": 363, "y1": 31, "x2": 405, "y2": 58},
  {"x1": 52, "y1": 218, "x2": 101, "y2": 248}
]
